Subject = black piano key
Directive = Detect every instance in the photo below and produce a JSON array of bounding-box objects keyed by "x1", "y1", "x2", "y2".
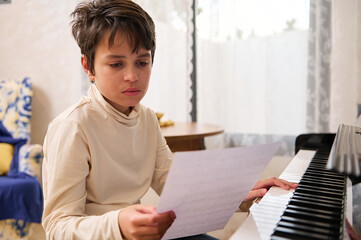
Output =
[
  {"x1": 302, "y1": 171, "x2": 345, "y2": 182},
  {"x1": 277, "y1": 221, "x2": 339, "y2": 238},
  {"x1": 296, "y1": 183, "x2": 345, "y2": 196},
  {"x1": 304, "y1": 167, "x2": 341, "y2": 175},
  {"x1": 286, "y1": 205, "x2": 341, "y2": 220},
  {"x1": 297, "y1": 182, "x2": 344, "y2": 194},
  {"x1": 283, "y1": 208, "x2": 341, "y2": 225},
  {"x1": 299, "y1": 176, "x2": 345, "y2": 190},
  {"x1": 287, "y1": 198, "x2": 341, "y2": 212},
  {"x1": 303, "y1": 169, "x2": 345, "y2": 180},
  {"x1": 272, "y1": 226, "x2": 333, "y2": 240},
  {"x1": 292, "y1": 191, "x2": 343, "y2": 205},
  {"x1": 291, "y1": 194, "x2": 342, "y2": 208},
  {"x1": 279, "y1": 215, "x2": 340, "y2": 232},
  {"x1": 298, "y1": 181, "x2": 344, "y2": 193},
  {"x1": 295, "y1": 186, "x2": 344, "y2": 199}
]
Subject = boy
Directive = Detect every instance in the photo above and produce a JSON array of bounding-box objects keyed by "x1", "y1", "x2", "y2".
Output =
[{"x1": 42, "y1": 0, "x2": 297, "y2": 239}]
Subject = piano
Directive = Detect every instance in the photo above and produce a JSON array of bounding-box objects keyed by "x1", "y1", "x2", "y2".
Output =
[{"x1": 230, "y1": 129, "x2": 359, "y2": 240}]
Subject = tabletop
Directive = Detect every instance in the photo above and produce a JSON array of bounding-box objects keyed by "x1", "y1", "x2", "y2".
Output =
[{"x1": 161, "y1": 122, "x2": 224, "y2": 152}]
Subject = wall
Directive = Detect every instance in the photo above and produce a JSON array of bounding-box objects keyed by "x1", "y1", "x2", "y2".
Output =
[{"x1": 0, "y1": 1, "x2": 85, "y2": 144}]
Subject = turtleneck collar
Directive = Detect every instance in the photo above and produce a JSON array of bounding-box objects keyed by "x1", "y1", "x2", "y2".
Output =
[{"x1": 88, "y1": 84, "x2": 140, "y2": 126}]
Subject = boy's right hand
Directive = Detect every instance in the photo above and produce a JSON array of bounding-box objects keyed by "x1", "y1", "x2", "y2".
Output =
[{"x1": 118, "y1": 204, "x2": 176, "y2": 240}]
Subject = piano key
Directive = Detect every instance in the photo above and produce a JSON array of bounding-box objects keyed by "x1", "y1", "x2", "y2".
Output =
[
  {"x1": 295, "y1": 186, "x2": 344, "y2": 199},
  {"x1": 287, "y1": 198, "x2": 341, "y2": 212},
  {"x1": 285, "y1": 205, "x2": 342, "y2": 220},
  {"x1": 272, "y1": 225, "x2": 335, "y2": 240},
  {"x1": 300, "y1": 177, "x2": 345, "y2": 188},
  {"x1": 279, "y1": 215, "x2": 340, "y2": 232},
  {"x1": 299, "y1": 177, "x2": 345, "y2": 188},
  {"x1": 292, "y1": 194, "x2": 343, "y2": 207},
  {"x1": 296, "y1": 182, "x2": 344, "y2": 194},
  {"x1": 276, "y1": 221, "x2": 339, "y2": 237},
  {"x1": 281, "y1": 209, "x2": 341, "y2": 226},
  {"x1": 292, "y1": 191, "x2": 343, "y2": 205}
]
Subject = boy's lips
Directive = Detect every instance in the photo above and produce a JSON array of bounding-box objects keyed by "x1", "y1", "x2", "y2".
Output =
[{"x1": 123, "y1": 88, "x2": 140, "y2": 96}]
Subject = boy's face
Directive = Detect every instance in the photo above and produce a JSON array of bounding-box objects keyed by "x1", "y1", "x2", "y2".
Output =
[{"x1": 82, "y1": 31, "x2": 152, "y2": 115}]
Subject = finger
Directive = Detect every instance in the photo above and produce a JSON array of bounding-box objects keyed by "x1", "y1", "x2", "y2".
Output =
[
  {"x1": 133, "y1": 213, "x2": 175, "y2": 240},
  {"x1": 128, "y1": 205, "x2": 158, "y2": 226},
  {"x1": 243, "y1": 188, "x2": 267, "y2": 202},
  {"x1": 253, "y1": 178, "x2": 297, "y2": 190},
  {"x1": 251, "y1": 178, "x2": 276, "y2": 190},
  {"x1": 155, "y1": 210, "x2": 176, "y2": 223},
  {"x1": 274, "y1": 178, "x2": 298, "y2": 189},
  {"x1": 130, "y1": 212, "x2": 158, "y2": 226},
  {"x1": 129, "y1": 224, "x2": 161, "y2": 236},
  {"x1": 134, "y1": 204, "x2": 157, "y2": 214},
  {"x1": 157, "y1": 214, "x2": 176, "y2": 239},
  {"x1": 131, "y1": 210, "x2": 175, "y2": 227},
  {"x1": 153, "y1": 211, "x2": 176, "y2": 234},
  {"x1": 346, "y1": 219, "x2": 361, "y2": 240},
  {"x1": 271, "y1": 178, "x2": 291, "y2": 190}
]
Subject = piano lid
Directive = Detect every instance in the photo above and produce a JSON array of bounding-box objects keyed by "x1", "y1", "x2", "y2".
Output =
[{"x1": 327, "y1": 124, "x2": 361, "y2": 179}]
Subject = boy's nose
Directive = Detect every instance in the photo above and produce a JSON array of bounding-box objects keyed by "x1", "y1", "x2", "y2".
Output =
[{"x1": 124, "y1": 66, "x2": 139, "y2": 82}]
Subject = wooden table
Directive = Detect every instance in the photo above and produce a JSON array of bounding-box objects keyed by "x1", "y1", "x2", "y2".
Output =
[{"x1": 161, "y1": 122, "x2": 224, "y2": 152}]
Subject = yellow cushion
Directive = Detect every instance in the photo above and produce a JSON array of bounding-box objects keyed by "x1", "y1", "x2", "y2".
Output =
[{"x1": 0, "y1": 143, "x2": 14, "y2": 175}]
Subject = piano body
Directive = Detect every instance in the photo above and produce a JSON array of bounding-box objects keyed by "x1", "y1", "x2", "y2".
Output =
[{"x1": 231, "y1": 125, "x2": 361, "y2": 240}]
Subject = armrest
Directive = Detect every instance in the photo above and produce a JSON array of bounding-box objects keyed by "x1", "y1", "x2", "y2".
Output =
[{"x1": 18, "y1": 144, "x2": 43, "y2": 184}]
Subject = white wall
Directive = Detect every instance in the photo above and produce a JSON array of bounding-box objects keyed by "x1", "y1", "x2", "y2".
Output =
[{"x1": 0, "y1": 1, "x2": 85, "y2": 144}]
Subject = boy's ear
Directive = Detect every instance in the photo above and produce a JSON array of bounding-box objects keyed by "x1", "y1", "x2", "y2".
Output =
[{"x1": 81, "y1": 55, "x2": 95, "y2": 82}]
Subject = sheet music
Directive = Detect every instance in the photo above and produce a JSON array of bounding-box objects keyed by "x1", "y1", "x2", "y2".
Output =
[{"x1": 157, "y1": 142, "x2": 281, "y2": 239}]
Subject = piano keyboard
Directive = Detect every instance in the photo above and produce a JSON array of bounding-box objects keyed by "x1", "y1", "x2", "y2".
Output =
[
  {"x1": 271, "y1": 147, "x2": 347, "y2": 240},
  {"x1": 231, "y1": 146, "x2": 351, "y2": 240}
]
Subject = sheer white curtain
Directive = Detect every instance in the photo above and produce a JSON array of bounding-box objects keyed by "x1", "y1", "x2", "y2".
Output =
[
  {"x1": 197, "y1": 0, "x2": 310, "y2": 155},
  {"x1": 196, "y1": 0, "x2": 361, "y2": 155},
  {"x1": 307, "y1": 0, "x2": 360, "y2": 133},
  {"x1": 134, "y1": 0, "x2": 193, "y2": 122}
]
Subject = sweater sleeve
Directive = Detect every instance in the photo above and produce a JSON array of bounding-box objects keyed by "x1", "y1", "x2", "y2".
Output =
[
  {"x1": 42, "y1": 119, "x2": 122, "y2": 240},
  {"x1": 150, "y1": 120, "x2": 173, "y2": 196}
]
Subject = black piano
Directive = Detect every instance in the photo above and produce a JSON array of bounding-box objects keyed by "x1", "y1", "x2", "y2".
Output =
[{"x1": 231, "y1": 124, "x2": 361, "y2": 240}]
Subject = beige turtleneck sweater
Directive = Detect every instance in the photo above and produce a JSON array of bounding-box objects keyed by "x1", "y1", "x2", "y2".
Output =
[{"x1": 42, "y1": 84, "x2": 173, "y2": 240}]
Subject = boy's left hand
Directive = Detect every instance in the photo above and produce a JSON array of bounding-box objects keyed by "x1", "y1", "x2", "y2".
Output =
[{"x1": 243, "y1": 177, "x2": 298, "y2": 202}]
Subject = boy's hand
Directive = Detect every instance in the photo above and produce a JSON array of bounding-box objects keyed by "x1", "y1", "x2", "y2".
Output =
[
  {"x1": 346, "y1": 218, "x2": 361, "y2": 240},
  {"x1": 118, "y1": 204, "x2": 176, "y2": 240},
  {"x1": 243, "y1": 177, "x2": 298, "y2": 202}
]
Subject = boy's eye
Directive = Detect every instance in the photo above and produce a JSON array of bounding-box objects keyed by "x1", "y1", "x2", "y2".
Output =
[
  {"x1": 110, "y1": 63, "x2": 122, "y2": 68},
  {"x1": 137, "y1": 61, "x2": 149, "y2": 67}
]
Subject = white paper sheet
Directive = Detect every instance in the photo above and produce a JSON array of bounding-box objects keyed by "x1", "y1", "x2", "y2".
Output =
[{"x1": 157, "y1": 142, "x2": 281, "y2": 239}]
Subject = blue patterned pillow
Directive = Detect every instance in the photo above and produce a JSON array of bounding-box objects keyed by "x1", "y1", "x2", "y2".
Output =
[{"x1": 0, "y1": 77, "x2": 32, "y2": 141}]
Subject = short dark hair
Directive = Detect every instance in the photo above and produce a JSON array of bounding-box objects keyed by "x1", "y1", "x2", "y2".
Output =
[{"x1": 71, "y1": 0, "x2": 156, "y2": 75}]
